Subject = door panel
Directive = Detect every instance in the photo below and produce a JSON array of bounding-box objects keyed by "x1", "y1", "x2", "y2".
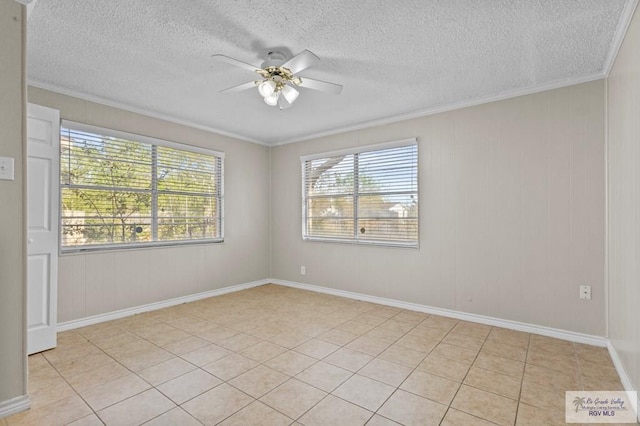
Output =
[
  {"x1": 27, "y1": 157, "x2": 51, "y2": 232},
  {"x1": 27, "y1": 254, "x2": 50, "y2": 327},
  {"x1": 27, "y1": 103, "x2": 60, "y2": 355}
]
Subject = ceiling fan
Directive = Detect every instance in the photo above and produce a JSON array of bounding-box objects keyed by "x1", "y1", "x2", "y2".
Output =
[{"x1": 212, "y1": 50, "x2": 343, "y2": 110}]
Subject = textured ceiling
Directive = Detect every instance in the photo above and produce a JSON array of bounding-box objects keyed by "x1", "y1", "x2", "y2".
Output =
[{"x1": 27, "y1": 0, "x2": 633, "y2": 145}]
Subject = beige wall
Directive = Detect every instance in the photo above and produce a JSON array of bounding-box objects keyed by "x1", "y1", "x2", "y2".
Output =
[
  {"x1": 28, "y1": 88, "x2": 271, "y2": 323},
  {"x1": 0, "y1": 0, "x2": 27, "y2": 406},
  {"x1": 607, "y1": 4, "x2": 640, "y2": 397},
  {"x1": 271, "y1": 80, "x2": 606, "y2": 336}
]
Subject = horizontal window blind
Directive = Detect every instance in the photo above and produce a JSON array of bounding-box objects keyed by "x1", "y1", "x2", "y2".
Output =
[
  {"x1": 60, "y1": 122, "x2": 223, "y2": 251},
  {"x1": 302, "y1": 140, "x2": 418, "y2": 247}
]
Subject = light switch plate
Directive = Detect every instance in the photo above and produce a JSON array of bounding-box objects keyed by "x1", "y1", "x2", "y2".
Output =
[{"x1": 0, "y1": 157, "x2": 15, "y2": 181}]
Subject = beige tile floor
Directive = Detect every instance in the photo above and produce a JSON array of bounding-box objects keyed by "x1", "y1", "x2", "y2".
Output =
[{"x1": 1, "y1": 284, "x2": 628, "y2": 426}]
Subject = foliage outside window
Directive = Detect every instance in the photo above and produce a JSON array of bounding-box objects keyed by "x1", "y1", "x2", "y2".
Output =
[
  {"x1": 302, "y1": 140, "x2": 418, "y2": 247},
  {"x1": 60, "y1": 122, "x2": 223, "y2": 252}
]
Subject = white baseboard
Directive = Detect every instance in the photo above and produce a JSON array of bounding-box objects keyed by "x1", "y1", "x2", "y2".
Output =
[
  {"x1": 57, "y1": 279, "x2": 270, "y2": 332},
  {"x1": 271, "y1": 279, "x2": 609, "y2": 347},
  {"x1": 607, "y1": 341, "x2": 640, "y2": 422},
  {"x1": 0, "y1": 395, "x2": 30, "y2": 419},
  {"x1": 58, "y1": 277, "x2": 609, "y2": 348},
  {"x1": 52, "y1": 276, "x2": 636, "y2": 419}
]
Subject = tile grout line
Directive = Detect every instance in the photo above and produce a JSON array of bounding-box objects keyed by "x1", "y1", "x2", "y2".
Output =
[
  {"x1": 434, "y1": 322, "x2": 493, "y2": 425},
  {"x1": 251, "y1": 305, "x2": 412, "y2": 424},
  {"x1": 67, "y1": 330, "x2": 198, "y2": 423},
  {"x1": 16, "y1": 286, "x2": 616, "y2": 426},
  {"x1": 511, "y1": 333, "x2": 532, "y2": 425}
]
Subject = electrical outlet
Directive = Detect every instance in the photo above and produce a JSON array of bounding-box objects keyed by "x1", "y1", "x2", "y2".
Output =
[
  {"x1": 0, "y1": 157, "x2": 15, "y2": 181},
  {"x1": 300, "y1": 266, "x2": 306, "y2": 275},
  {"x1": 579, "y1": 285, "x2": 591, "y2": 300}
]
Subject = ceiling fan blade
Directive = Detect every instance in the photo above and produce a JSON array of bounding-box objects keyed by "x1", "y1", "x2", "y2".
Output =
[
  {"x1": 212, "y1": 54, "x2": 261, "y2": 73},
  {"x1": 281, "y1": 49, "x2": 320, "y2": 74},
  {"x1": 219, "y1": 80, "x2": 257, "y2": 94},
  {"x1": 297, "y1": 77, "x2": 343, "y2": 94}
]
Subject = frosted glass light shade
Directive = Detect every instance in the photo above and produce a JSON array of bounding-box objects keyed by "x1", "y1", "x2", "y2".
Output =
[
  {"x1": 258, "y1": 80, "x2": 276, "y2": 98},
  {"x1": 264, "y1": 92, "x2": 279, "y2": 106},
  {"x1": 281, "y1": 84, "x2": 299, "y2": 104}
]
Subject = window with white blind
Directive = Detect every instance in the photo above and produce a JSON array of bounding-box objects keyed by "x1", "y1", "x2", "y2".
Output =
[
  {"x1": 302, "y1": 139, "x2": 418, "y2": 247},
  {"x1": 60, "y1": 121, "x2": 224, "y2": 252}
]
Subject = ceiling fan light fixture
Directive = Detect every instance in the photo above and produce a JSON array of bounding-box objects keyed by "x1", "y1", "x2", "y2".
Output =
[
  {"x1": 258, "y1": 79, "x2": 276, "y2": 98},
  {"x1": 281, "y1": 84, "x2": 299, "y2": 104},
  {"x1": 264, "y1": 91, "x2": 279, "y2": 106},
  {"x1": 214, "y1": 49, "x2": 342, "y2": 110}
]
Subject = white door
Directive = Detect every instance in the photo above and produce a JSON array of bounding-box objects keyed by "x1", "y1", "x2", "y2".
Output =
[{"x1": 27, "y1": 103, "x2": 60, "y2": 355}]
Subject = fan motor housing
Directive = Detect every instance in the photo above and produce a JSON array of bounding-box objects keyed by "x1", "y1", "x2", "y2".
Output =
[{"x1": 261, "y1": 51, "x2": 287, "y2": 68}]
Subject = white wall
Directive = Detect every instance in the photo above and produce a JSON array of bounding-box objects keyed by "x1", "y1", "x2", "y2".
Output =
[
  {"x1": 0, "y1": 0, "x2": 27, "y2": 408},
  {"x1": 28, "y1": 88, "x2": 271, "y2": 323},
  {"x1": 271, "y1": 80, "x2": 606, "y2": 336},
  {"x1": 607, "y1": 3, "x2": 640, "y2": 398}
]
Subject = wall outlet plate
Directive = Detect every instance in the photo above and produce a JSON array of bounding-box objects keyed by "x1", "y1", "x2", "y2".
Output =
[
  {"x1": 0, "y1": 157, "x2": 15, "y2": 180},
  {"x1": 579, "y1": 285, "x2": 592, "y2": 300}
]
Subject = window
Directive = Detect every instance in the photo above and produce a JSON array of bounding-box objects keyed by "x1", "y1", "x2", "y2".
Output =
[
  {"x1": 60, "y1": 121, "x2": 223, "y2": 252},
  {"x1": 302, "y1": 139, "x2": 418, "y2": 247}
]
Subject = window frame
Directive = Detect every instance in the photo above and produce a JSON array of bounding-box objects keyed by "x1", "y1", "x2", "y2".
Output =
[
  {"x1": 60, "y1": 120, "x2": 224, "y2": 253},
  {"x1": 301, "y1": 138, "x2": 419, "y2": 249}
]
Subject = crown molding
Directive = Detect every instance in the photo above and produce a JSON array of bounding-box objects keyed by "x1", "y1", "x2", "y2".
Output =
[
  {"x1": 274, "y1": 72, "x2": 607, "y2": 146},
  {"x1": 31, "y1": 72, "x2": 607, "y2": 148},
  {"x1": 603, "y1": 0, "x2": 639, "y2": 76},
  {"x1": 27, "y1": 80, "x2": 269, "y2": 146}
]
